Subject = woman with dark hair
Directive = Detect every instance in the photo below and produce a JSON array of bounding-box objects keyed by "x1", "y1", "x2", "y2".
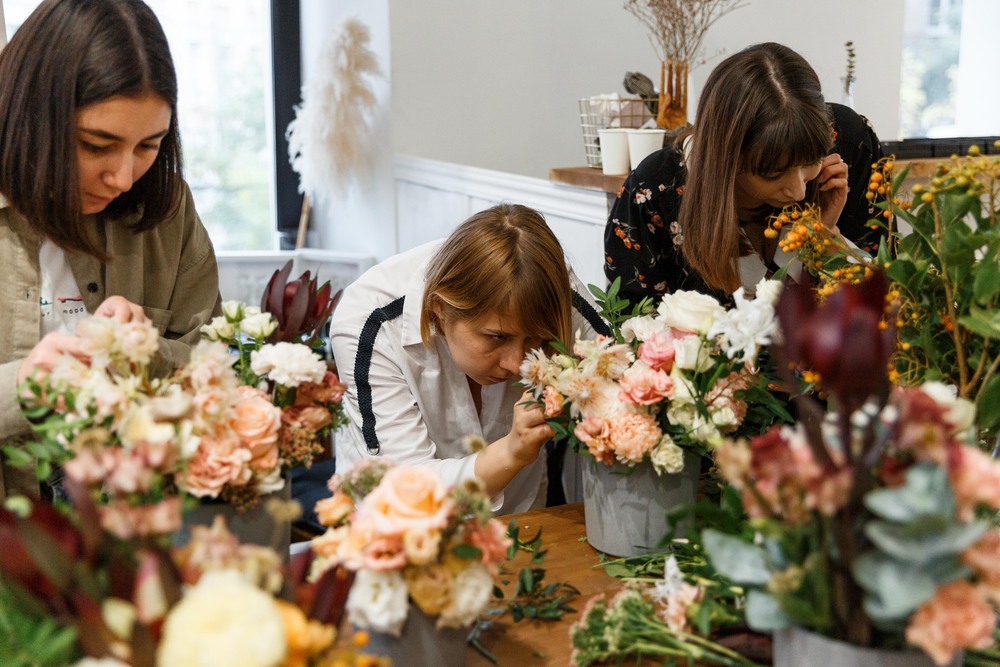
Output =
[
  {"x1": 331, "y1": 203, "x2": 607, "y2": 514},
  {"x1": 0, "y1": 0, "x2": 222, "y2": 500},
  {"x1": 605, "y1": 42, "x2": 883, "y2": 304}
]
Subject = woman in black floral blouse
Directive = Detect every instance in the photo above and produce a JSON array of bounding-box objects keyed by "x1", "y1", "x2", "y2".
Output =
[{"x1": 604, "y1": 42, "x2": 883, "y2": 305}]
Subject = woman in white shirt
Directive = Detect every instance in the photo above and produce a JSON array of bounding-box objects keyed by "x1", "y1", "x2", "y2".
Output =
[{"x1": 331, "y1": 204, "x2": 607, "y2": 514}]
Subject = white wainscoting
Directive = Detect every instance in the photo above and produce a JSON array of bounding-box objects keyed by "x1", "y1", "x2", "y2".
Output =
[{"x1": 393, "y1": 155, "x2": 610, "y2": 290}]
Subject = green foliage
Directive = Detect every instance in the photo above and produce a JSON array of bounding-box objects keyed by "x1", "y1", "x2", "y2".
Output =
[{"x1": 0, "y1": 578, "x2": 79, "y2": 667}]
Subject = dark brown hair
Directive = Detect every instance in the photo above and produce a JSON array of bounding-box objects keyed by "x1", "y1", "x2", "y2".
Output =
[
  {"x1": 678, "y1": 42, "x2": 834, "y2": 292},
  {"x1": 0, "y1": 0, "x2": 183, "y2": 257},
  {"x1": 420, "y1": 203, "x2": 573, "y2": 347}
]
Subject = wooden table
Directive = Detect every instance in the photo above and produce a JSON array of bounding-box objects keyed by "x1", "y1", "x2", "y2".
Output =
[{"x1": 468, "y1": 503, "x2": 621, "y2": 666}]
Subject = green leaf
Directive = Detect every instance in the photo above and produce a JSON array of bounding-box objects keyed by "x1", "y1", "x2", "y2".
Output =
[
  {"x1": 978, "y1": 374, "x2": 1000, "y2": 431},
  {"x1": 851, "y1": 551, "x2": 939, "y2": 622},
  {"x1": 702, "y1": 529, "x2": 772, "y2": 585},
  {"x1": 863, "y1": 462, "x2": 954, "y2": 522},
  {"x1": 960, "y1": 303, "x2": 1000, "y2": 340},
  {"x1": 972, "y1": 248, "x2": 1000, "y2": 302},
  {"x1": 864, "y1": 519, "x2": 988, "y2": 565},
  {"x1": 452, "y1": 543, "x2": 483, "y2": 560},
  {"x1": 2, "y1": 446, "x2": 35, "y2": 469},
  {"x1": 745, "y1": 590, "x2": 791, "y2": 631}
]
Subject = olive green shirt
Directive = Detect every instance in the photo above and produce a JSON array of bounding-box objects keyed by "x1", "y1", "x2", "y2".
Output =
[{"x1": 0, "y1": 182, "x2": 223, "y2": 499}]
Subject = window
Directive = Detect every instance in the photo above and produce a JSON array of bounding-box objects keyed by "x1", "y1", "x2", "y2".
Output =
[
  {"x1": 2, "y1": 0, "x2": 300, "y2": 251},
  {"x1": 900, "y1": 0, "x2": 1000, "y2": 139}
]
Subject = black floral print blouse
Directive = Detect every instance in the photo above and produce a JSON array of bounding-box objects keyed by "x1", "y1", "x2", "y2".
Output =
[{"x1": 604, "y1": 103, "x2": 884, "y2": 306}]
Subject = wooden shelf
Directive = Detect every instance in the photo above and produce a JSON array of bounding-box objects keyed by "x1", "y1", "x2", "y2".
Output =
[{"x1": 549, "y1": 166, "x2": 626, "y2": 194}]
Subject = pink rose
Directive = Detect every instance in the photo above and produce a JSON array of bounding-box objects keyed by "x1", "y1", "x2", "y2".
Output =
[
  {"x1": 619, "y1": 363, "x2": 674, "y2": 406},
  {"x1": 962, "y1": 531, "x2": 1000, "y2": 603},
  {"x1": 179, "y1": 431, "x2": 252, "y2": 498},
  {"x1": 360, "y1": 466, "x2": 453, "y2": 536},
  {"x1": 609, "y1": 412, "x2": 662, "y2": 464},
  {"x1": 574, "y1": 417, "x2": 616, "y2": 465},
  {"x1": 905, "y1": 581, "x2": 996, "y2": 665},
  {"x1": 950, "y1": 446, "x2": 1000, "y2": 519},
  {"x1": 231, "y1": 386, "x2": 281, "y2": 472},
  {"x1": 360, "y1": 535, "x2": 407, "y2": 571},
  {"x1": 637, "y1": 330, "x2": 677, "y2": 372}
]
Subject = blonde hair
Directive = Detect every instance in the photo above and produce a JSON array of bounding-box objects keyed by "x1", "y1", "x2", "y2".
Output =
[
  {"x1": 678, "y1": 42, "x2": 834, "y2": 292},
  {"x1": 420, "y1": 204, "x2": 572, "y2": 346}
]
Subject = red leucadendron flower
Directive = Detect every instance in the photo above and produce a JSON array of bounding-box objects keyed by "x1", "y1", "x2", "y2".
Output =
[{"x1": 261, "y1": 260, "x2": 342, "y2": 345}]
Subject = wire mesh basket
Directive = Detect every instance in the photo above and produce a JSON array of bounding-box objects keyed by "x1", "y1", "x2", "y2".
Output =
[{"x1": 578, "y1": 96, "x2": 658, "y2": 168}]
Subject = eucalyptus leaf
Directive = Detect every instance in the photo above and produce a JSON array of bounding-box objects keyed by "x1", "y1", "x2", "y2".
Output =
[
  {"x1": 851, "y1": 551, "x2": 937, "y2": 622},
  {"x1": 745, "y1": 590, "x2": 791, "y2": 631},
  {"x1": 702, "y1": 529, "x2": 772, "y2": 585},
  {"x1": 865, "y1": 519, "x2": 988, "y2": 564},
  {"x1": 863, "y1": 462, "x2": 954, "y2": 522}
]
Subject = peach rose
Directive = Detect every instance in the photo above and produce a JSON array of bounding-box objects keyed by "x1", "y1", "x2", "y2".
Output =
[
  {"x1": 905, "y1": 580, "x2": 996, "y2": 665},
  {"x1": 179, "y1": 432, "x2": 252, "y2": 498},
  {"x1": 360, "y1": 467, "x2": 453, "y2": 537},
  {"x1": 950, "y1": 446, "x2": 1000, "y2": 519},
  {"x1": 315, "y1": 491, "x2": 355, "y2": 527},
  {"x1": 609, "y1": 411, "x2": 661, "y2": 464},
  {"x1": 231, "y1": 386, "x2": 281, "y2": 472},
  {"x1": 961, "y1": 530, "x2": 1000, "y2": 603},
  {"x1": 619, "y1": 362, "x2": 674, "y2": 406},
  {"x1": 282, "y1": 405, "x2": 333, "y2": 432}
]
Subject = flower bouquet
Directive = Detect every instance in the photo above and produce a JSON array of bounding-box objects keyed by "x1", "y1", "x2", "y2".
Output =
[
  {"x1": 768, "y1": 145, "x2": 1000, "y2": 446},
  {"x1": 308, "y1": 460, "x2": 511, "y2": 664},
  {"x1": 519, "y1": 278, "x2": 790, "y2": 556},
  {"x1": 0, "y1": 479, "x2": 378, "y2": 667},
  {"x1": 704, "y1": 271, "x2": 1000, "y2": 666}
]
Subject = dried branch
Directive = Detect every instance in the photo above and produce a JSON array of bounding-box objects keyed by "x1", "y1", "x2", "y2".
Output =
[{"x1": 624, "y1": 0, "x2": 747, "y2": 64}]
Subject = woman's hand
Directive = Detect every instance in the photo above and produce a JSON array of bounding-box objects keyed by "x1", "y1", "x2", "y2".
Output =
[
  {"x1": 475, "y1": 391, "x2": 555, "y2": 497},
  {"x1": 94, "y1": 295, "x2": 149, "y2": 323},
  {"x1": 17, "y1": 332, "x2": 85, "y2": 386},
  {"x1": 816, "y1": 152, "x2": 850, "y2": 233}
]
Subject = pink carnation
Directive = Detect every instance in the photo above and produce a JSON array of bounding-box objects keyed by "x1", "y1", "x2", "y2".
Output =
[
  {"x1": 609, "y1": 412, "x2": 661, "y2": 464},
  {"x1": 574, "y1": 417, "x2": 616, "y2": 465},
  {"x1": 905, "y1": 581, "x2": 996, "y2": 665},
  {"x1": 637, "y1": 330, "x2": 677, "y2": 372},
  {"x1": 961, "y1": 530, "x2": 1000, "y2": 603},
  {"x1": 542, "y1": 386, "x2": 565, "y2": 418},
  {"x1": 468, "y1": 518, "x2": 514, "y2": 573}
]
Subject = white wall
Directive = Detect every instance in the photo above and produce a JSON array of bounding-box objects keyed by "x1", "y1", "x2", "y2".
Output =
[
  {"x1": 302, "y1": 1, "x2": 907, "y2": 262},
  {"x1": 389, "y1": 0, "x2": 905, "y2": 180}
]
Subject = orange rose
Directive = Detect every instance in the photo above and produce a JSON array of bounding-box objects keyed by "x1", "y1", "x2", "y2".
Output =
[
  {"x1": 231, "y1": 386, "x2": 281, "y2": 472},
  {"x1": 360, "y1": 466, "x2": 452, "y2": 536}
]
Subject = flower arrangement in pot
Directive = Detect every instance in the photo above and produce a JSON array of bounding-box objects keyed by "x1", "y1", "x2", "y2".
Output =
[
  {"x1": 308, "y1": 460, "x2": 511, "y2": 664},
  {"x1": 704, "y1": 271, "x2": 1000, "y2": 666},
  {"x1": 15, "y1": 262, "x2": 347, "y2": 541},
  {"x1": 519, "y1": 278, "x2": 790, "y2": 556}
]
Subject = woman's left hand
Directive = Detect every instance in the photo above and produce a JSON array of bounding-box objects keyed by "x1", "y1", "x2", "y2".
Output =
[{"x1": 816, "y1": 153, "x2": 849, "y2": 233}]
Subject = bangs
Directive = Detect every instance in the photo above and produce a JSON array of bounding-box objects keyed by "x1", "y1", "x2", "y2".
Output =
[
  {"x1": 741, "y1": 104, "x2": 833, "y2": 175},
  {"x1": 487, "y1": 278, "x2": 565, "y2": 343}
]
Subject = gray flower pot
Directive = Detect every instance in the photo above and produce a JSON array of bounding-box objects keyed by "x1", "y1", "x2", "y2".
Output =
[
  {"x1": 361, "y1": 606, "x2": 468, "y2": 666},
  {"x1": 773, "y1": 627, "x2": 961, "y2": 667}
]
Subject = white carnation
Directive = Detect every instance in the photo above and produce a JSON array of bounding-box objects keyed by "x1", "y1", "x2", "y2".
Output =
[
  {"x1": 438, "y1": 562, "x2": 493, "y2": 629},
  {"x1": 754, "y1": 278, "x2": 783, "y2": 305},
  {"x1": 620, "y1": 315, "x2": 667, "y2": 343},
  {"x1": 346, "y1": 568, "x2": 409, "y2": 635},
  {"x1": 156, "y1": 570, "x2": 286, "y2": 667},
  {"x1": 251, "y1": 343, "x2": 326, "y2": 387}
]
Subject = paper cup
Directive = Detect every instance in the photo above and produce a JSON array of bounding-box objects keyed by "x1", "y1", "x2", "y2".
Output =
[
  {"x1": 627, "y1": 129, "x2": 667, "y2": 170},
  {"x1": 597, "y1": 129, "x2": 630, "y2": 175}
]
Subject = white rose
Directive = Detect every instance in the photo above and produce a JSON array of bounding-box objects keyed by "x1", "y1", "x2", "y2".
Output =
[
  {"x1": 255, "y1": 466, "x2": 286, "y2": 494},
  {"x1": 240, "y1": 312, "x2": 278, "y2": 340},
  {"x1": 672, "y1": 334, "x2": 711, "y2": 372},
  {"x1": 201, "y1": 315, "x2": 236, "y2": 342},
  {"x1": 346, "y1": 569, "x2": 409, "y2": 636},
  {"x1": 650, "y1": 437, "x2": 685, "y2": 475},
  {"x1": 711, "y1": 406, "x2": 738, "y2": 429},
  {"x1": 920, "y1": 381, "x2": 977, "y2": 438},
  {"x1": 156, "y1": 570, "x2": 286, "y2": 667},
  {"x1": 656, "y1": 290, "x2": 725, "y2": 334},
  {"x1": 222, "y1": 300, "x2": 244, "y2": 320},
  {"x1": 438, "y1": 562, "x2": 494, "y2": 629},
  {"x1": 250, "y1": 342, "x2": 326, "y2": 387},
  {"x1": 620, "y1": 315, "x2": 667, "y2": 343},
  {"x1": 118, "y1": 404, "x2": 176, "y2": 449}
]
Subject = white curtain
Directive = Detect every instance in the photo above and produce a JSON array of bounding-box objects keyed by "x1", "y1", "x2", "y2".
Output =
[{"x1": 0, "y1": 0, "x2": 7, "y2": 48}]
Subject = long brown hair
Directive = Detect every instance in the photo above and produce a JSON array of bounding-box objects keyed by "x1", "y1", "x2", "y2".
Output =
[
  {"x1": 0, "y1": 0, "x2": 183, "y2": 258},
  {"x1": 678, "y1": 42, "x2": 833, "y2": 292},
  {"x1": 420, "y1": 203, "x2": 573, "y2": 347}
]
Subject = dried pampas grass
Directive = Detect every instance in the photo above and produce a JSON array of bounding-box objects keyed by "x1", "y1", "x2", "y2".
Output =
[{"x1": 286, "y1": 17, "x2": 381, "y2": 202}]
